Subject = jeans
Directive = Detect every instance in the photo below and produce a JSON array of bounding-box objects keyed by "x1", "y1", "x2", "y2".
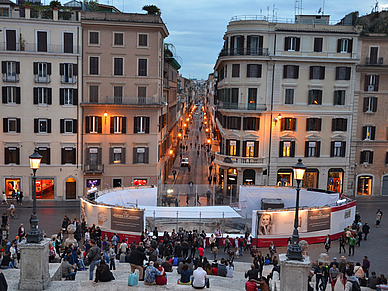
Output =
[
  {"x1": 78, "y1": 259, "x2": 86, "y2": 270},
  {"x1": 66, "y1": 271, "x2": 76, "y2": 280},
  {"x1": 89, "y1": 260, "x2": 100, "y2": 280},
  {"x1": 110, "y1": 258, "x2": 116, "y2": 270}
]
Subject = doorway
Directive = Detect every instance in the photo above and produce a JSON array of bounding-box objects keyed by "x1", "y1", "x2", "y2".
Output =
[{"x1": 65, "y1": 178, "x2": 76, "y2": 199}]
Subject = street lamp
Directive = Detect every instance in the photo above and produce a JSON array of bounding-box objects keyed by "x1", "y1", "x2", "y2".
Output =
[
  {"x1": 286, "y1": 158, "x2": 306, "y2": 261},
  {"x1": 26, "y1": 148, "x2": 43, "y2": 243}
]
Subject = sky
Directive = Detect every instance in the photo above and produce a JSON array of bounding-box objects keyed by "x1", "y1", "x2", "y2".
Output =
[{"x1": 89, "y1": 0, "x2": 388, "y2": 79}]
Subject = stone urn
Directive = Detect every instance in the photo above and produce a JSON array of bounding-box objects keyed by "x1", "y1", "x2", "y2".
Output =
[
  {"x1": 318, "y1": 252, "x2": 330, "y2": 266},
  {"x1": 299, "y1": 240, "x2": 308, "y2": 256},
  {"x1": 64, "y1": 224, "x2": 77, "y2": 247}
]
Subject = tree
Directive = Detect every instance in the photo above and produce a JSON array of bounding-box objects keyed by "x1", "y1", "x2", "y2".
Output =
[
  {"x1": 142, "y1": 5, "x2": 161, "y2": 15},
  {"x1": 49, "y1": 0, "x2": 61, "y2": 8},
  {"x1": 164, "y1": 43, "x2": 175, "y2": 58},
  {"x1": 84, "y1": 0, "x2": 100, "y2": 11}
]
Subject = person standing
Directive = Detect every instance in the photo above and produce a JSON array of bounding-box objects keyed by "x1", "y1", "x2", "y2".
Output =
[
  {"x1": 314, "y1": 262, "x2": 324, "y2": 291},
  {"x1": 2, "y1": 191, "x2": 7, "y2": 205},
  {"x1": 324, "y1": 234, "x2": 331, "y2": 253},
  {"x1": 362, "y1": 256, "x2": 370, "y2": 278},
  {"x1": 214, "y1": 227, "x2": 221, "y2": 247},
  {"x1": 129, "y1": 246, "x2": 147, "y2": 281},
  {"x1": 362, "y1": 222, "x2": 370, "y2": 240},
  {"x1": 376, "y1": 209, "x2": 383, "y2": 227},
  {"x1": 329, "y1": 264, "x2": 340, "y2": 291},
  {"x1": 87, "y1": 239, "x2": 101, "y2": 281},
  {"x1": 349, "y1": 235, "x2": 356, "y2": 256},
  {"x1": 339, "y1": 234, "x2": 346, "y2": 253}
]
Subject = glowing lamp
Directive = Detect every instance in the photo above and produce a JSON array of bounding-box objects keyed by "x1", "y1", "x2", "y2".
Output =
[
  {"x1": 29, "y1": 148, "x2": 42, "y2": 170},
  {"x1": 292, "y1": 158, "x2": 306, "y2": 181}
]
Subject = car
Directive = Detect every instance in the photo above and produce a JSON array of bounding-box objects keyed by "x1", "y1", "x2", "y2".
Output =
[{"x1": 180, "y1": 158, "x2": 189, "y2": 167}]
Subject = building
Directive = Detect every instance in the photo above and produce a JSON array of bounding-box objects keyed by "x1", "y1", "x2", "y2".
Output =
[
  {"x1": 0, "y1": 5, "x2": 83, "y2": 200},
  {"x1": 213, "y1": 15, "x2": 360, "y2": 199},
  {"x1": 351, "y1": 34, "x2": 388, "y2": 196},
  {"x1": 80, "y1": 11, "x2": 169, "y2": 194}
]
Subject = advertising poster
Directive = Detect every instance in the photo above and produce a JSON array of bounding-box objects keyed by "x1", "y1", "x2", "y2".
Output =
[
  {"x1": 111, "y1": 208, "x2": 144, "y2": 232},
  {"x1": 307, "y1": 208, "x2": 331, "y2": 232},
  {"x1": 257, "y1": 210, "x2": 308, "y2": 236},
  {"x1": 81, "y1": 198, "x2": 111, "y2": 229}
]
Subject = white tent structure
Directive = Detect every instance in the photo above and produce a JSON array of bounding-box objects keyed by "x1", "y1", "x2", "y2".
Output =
[
  {"x1": 143, "y1": 206, "x2": 241, "y2": 219},
  {"x1": 239, "y1": 186, "x2": 339, "y2": 218},
  {"x1": 95, "y1": 187, "x2": 157, "y2": 207}
]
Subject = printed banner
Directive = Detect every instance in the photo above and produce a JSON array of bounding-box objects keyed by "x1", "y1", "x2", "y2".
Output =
[
  {"x1": 111, "y1": 208, "x2": 144, "y2": 232},
  {"x1": 307, "y1": 208, "x2": 331, "y2": 232}
]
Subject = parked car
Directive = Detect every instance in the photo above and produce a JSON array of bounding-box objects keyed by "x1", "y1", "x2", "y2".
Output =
[{"x1": 181, "y1": 158, "x2": 189, "y2": 167}]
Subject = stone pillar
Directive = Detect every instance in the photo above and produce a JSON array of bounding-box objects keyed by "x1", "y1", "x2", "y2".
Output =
[
  {"x1": 18, "y1": 238, "x2": 51, "y2": 290},
  {"x1": 279, "y1": 253, "x2": 311, "y2": 291}
]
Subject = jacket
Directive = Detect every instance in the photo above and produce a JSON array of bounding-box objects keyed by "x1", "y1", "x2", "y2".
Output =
[
  {"x1": 94, "y1": 264, "x2": 113, "y2": 282},
  {"x1": 87, "y1": 245, "x2": 101, "y2": 262},
  {"x1": 129, "y1": 248, "x2": 146, "y2": 266}
]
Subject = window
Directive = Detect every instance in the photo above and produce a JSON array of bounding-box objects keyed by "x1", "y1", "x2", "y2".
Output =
[
  {"x1": 33, "y1": 88, "x2": 52, "y2": 105},
  {"x1": 362, "y1": 126, "x2": 376, "y2": 141},
  {"x1": 334, "y1": 90, "x2": 346, "y2": 105},
  {"x1": 60, "y1": 88, "x2": 78, "y2": 105},
  {"x1": 232, "y1": 64, "x2": 240, "y2": 78},
  {"x1": 330, "y1": 141, "x2": 346, "y2": 157},
  {"x1": 5, "y1": 29, "x2": 17, "y2": 51},
  {"x1": 284, "y1": 37, "x2": 300, "y2": 51},
  {"x1": 243, "y1": 117, "x2": 260, "y2": 130},
  {"x1": 60, "y1": 63, "x2": 77, "y2": 84},
  {"x1": 85, "y1": 116, "x2": 102, "y2": 134},
  {"x1": 133, "y1": 147, "x2": 149, "y2": 164},
  {"x1": 279, "y1": 141, "x2": 295, "y2": 157},
  {"x1": 114, "y1": 33, "x2": 124, "y2": 46},
  {"x1": 4, "y1": 147, "x2": 20, "y2": 164},
  {"x1": 228, "y1": 140, "x2": 239, "y2": 156},
  {"x1": 134, "y1": 116, "x2": 150, "y2": 133},
  {"x1": 113, "y1": 179, "x2": 122, "y2": 187},
  {"x1": 114, "y1": 86, "x2": 123, "y2": 104},
  {"x1": 335, "y1": 67, "x2": 351, "y2": 80},
  {"x1": 85, "y1": 147, "x2": 102, "y2": 169},
  {"x1": 360, "y1": 150, "x2": 373, "y2": 164},
  {"x1": 309, "y1": 66, "x2": 325, "y2": 80},
  {"x1": 363, "y1": 97, "x2": 377, "y2": 112},
  {"x1": 248, "y1": 88, "x2": 257, "y2": 109},
  {"x1": 89, "y1": 31, "x2": 99, "y2": 45},
  {"x1": 247, "y1": 35, "x2": 263, "y2": 55},
  {"x1": 2, "y1": 61, "x2": 20, "y2": 82},
  {"x1": 139, "y1": 34, "x2": 148, "y2": 46},
  {"x1": 63, "y1": 32, "x2": 73, "y2": 53},
  {"x1": 304, "y1": 141, "x2": 321, "y2": 157},
  {"x1": 2, "y1": 87, "x2": 21, "y2": 104},
  {"x1": 33, "y1": 62, "x2": 51, "y2": 83},
  {"x1": 37, "y1": 31, "x2": 48, "y2": 52},
  {"x1": 113, "y1": 58, "x2": 123, "y2": 76},
  {"x1": 225, "y1": 116, "x2": 241, "y2": 130},
  {"x1": 285, "y1": 89, "x2": 294, "y2": 105},
  {"x1": 89, "y1": 57, "x2": 99, "y2": 75},
  {"x1": 138, "y1": 87, "x2": 146, "y2": 104},
  {"x1": 303, "y1": 169, "x2": 319, "y2": 189},
  {"x1": 306, "y1": 118, "x2": 322, "y2": 131},
  {"x1": 337, "y1": 38, "x2": 353, "y2": 53},
  {"x1": 364, "y1": 75, "x2": 379, "y2": 92},
  {"x1": 138, "y1": 59, "x2": 147, "y2": 76},
  {"x1": 369, "y1": 47, "x2": 379, "y2": 64},
  {"x1": 60, "y1": 119, "x2": 77, "y2": 134},
  {"x1": 246, "y1": 64, "x2": 262, "y2": 78},
  {"x1": 281, "y1": 118, "x2": 296, "y2": 131},
  {"x1": 331, "y1": 118, "x2": 347, "y2": 131},
  {"x1": 61, "y1": 147, "x2": 76, "y2": 164},
  {"x1": 308, "y1": 90, "x2": 322, "y2": 105},
  {"x1": 38, "y1": 147, "x2": 50, "y2": 165},
  {"x1": 110, "y1": 116, "x2": 126, "y2": 134},
  {"x1": 3, "y1": 118, "x2": 21, "y2": 133},
  {"x1": 34, "y1": 118, "x2": 51, "y2": 133},
  {"x1": 283, "y1": 65, "x2": 299, "y2": 79},
  {"x1": 110, "y1": 147, "x2": 126, "y2": 164},
  {"x1": 243, "y1": 141, "x2": 259, "y2": 157},
  {"x1": 89, "y1": 85, "x2": 98, "y2": 103},
  {"x1": 314, "y1": 38, "x2": 323, "y2": 52}
]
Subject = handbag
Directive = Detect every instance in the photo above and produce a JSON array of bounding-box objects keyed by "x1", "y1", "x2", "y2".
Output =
[
  {"x1": 84, "y1": 257, "x2": 90, "y2": 266},
  {"x1": 128, "y1": 269, "x2": 139, "y2": 286}
]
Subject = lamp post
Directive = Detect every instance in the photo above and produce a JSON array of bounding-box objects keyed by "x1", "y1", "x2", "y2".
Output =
[
  {"x1": 286, "y1": 158, "x2": 306, "y2": 261},
  {"x1": 26, "y1": 148, "x2": 43, "y2": 243}
]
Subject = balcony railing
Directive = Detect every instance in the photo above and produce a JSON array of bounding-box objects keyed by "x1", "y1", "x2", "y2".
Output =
[
  {"x1": 84, "y1": 164, "x2": 104, "y2": 173},
  {"x1": 93, "y1": 96, "x2": 162, "y2": 105},
  {"x1": 366, "y1": 57, "x2": 384, "y2": 65},
  {"x1": 0, "y1": 42, "x2": 81, "y2": 54},
  {"x1": 216, "y1": 101, "x2": 267, "y2": 111},
  {"x1": 34, "y1": 75, "x2": 50, "y2": 83},
  {"x1": 61, "y1": 76, "x2": 77, "y2": 84},
  {"x1": 215, "y1": 153, "x2": 266, "y2": 166},
  {"x1": 3, "y1": 74, "x2": 19, "y2": 83},
  {"x1": 219, "y1": 47, "x2": 269, "y2": 57}
]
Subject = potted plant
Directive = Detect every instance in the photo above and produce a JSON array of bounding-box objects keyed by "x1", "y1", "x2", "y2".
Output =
[{"x1": 19, "y1": 35, "x2": 26, "y2": 51}]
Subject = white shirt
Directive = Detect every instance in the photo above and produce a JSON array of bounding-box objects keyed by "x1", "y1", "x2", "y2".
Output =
[
  {"x1": 192, "y1": 267, "x2": 207, "y2": 288},
  {"x1": 85, "y1": 232, "x2": 90, "y2": 241},
  {"x1": 120, "y1": 242, "x2": 128, "y2": 252},
  {"x1": 226, "y1": 265, "x2": 234, "y2": 278},
  {"x1": 8, "y1": 204, "x2": 15, "y2": 210}
]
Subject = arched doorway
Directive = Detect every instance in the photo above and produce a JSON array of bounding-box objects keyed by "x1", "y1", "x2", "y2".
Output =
[
  {"x1": 65, "y1": 177, "x2": 76, "y2": 200},
  {"x1": 243, "y1": 169, "x2": 255, "y2": 185},
  {"x1": 357, "y1": 175, "x2": 373, "y2": 196}
]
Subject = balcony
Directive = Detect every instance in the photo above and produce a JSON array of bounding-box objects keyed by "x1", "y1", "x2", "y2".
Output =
[
  {"x1": 214, "y1": 153, "x2": 266, "y2": 167},
  {"x1": 219, "y1": 47, "x2": 269, "y2": 57},
  {"x1": 84, "y1": 164, "x2": 104, "y2": 174},
  {"x1": 216, "y1": 101, "x2": 267, "y2": 111},
  {"x1": 34, "y1": 75, "x2": 50, "y2": 83},
  {"x1": 93, "y1": 96, "x2": 163, "y2": 106},
  {"x1": 61, "y1": 76, "x2": 76, "y2": 84},
  {"x1": 366, "y1": 57, "x2": 384, "y2": 65},
  {"x1": 0, "y1": 42, "x2": 81, "y2": 54},
  {"x1": 3, "y1": 74, "x2": 19, "y2": 83}
]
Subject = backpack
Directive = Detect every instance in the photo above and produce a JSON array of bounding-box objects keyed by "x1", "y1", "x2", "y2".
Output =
[{"x1": 351, "y1": 280, "x2": 361, "y2": 291}]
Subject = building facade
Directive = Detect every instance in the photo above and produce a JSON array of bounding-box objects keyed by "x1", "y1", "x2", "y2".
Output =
[
  {"x1": 213, "y1": 15, "x2": 360, "y2": 199},
  {"x1": 0, "y1": 5, "x2": 83, "y2": 200},
  {"x1": 351, "y1": 34, "x2": 388, "y2": 196},
  {"x1": 80, "y1": 12, "x2": 169, "y2": 195}
]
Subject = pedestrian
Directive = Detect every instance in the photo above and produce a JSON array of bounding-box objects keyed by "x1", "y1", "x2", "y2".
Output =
[
  {"x1": 19, "y1": 191, "x2": 23, "y2": 205},
  {"x1": 2, "y1": 191, "x2": 7, "y2": 205},
  {"x1": 362, "y1": 256, "x2": 370, "y2": 278},
  {"x1": 214, "y1": 227, "x2": 222, "y2": 247},
  {"x1": 314, "y1": 262, "x2": 324, "y2": 291},
  {"x1": 172, "y1": 169, "x2": 177, "y2": 180},
  {"x1": 349, "y1": 235, "x2": 356, "y2": 256},
  {"x1": 324, "y1": 234, "x2": 331, "y2": 253},
  {"x1": 186, "y1": 194, "x2": 190, "y2": 206},
  {"x1": 339, "y1": 234, "x2": 346, "y2": 253},
  {"x1": 376, "y1": 209, "x2": 383, "y2": 227},
  {"x1": 188, "y1": 164, "x2": 191, "y2": 172},
  {"x1": 329, "y1": 264, "x2": 340, "y2": 291},
  {"x1": 87, "y1": 239, "x2": 101, "y2": 281},
  {"x1": 208, "y1": 176, "x2": 212, "y2": 185},
  {"x1": 356, "y1": 230, "x2": 362, "y2": 247},
  {"x1": 362, "y1": 222, "x2": 370, "y2": 240}
]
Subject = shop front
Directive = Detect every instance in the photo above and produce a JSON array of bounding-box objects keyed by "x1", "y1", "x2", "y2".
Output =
[
  {"x1": 227, "y1": 168, "x2": 237, "y2": 198},
  {"x1": 86, "y1": 178, "x2": 101, "y2": 196},
  {"x1": 327, "y1": 168, "x2": 344, "y2": 193},
  {"x1": 303, "y1": 169, "x2": 319, "y2": 189},
  {"x1": 133, "y1": 179, "x2": 148, "y2": 186},
  {"x1": 277, "y1": 169, "x2": 293, "y2": 187},
  {"x1": 5, "y1": 178, "x2": 21, "y2": 198},
  {"x1": 357, "y1": 175, "x2": 373, "y2": 196},
  {"x1": 243, "y1": 169, "x2": 255, "y2": 185},
  {"x1": 34, "y1": 178, "x2": 55, "y2": 199}
]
